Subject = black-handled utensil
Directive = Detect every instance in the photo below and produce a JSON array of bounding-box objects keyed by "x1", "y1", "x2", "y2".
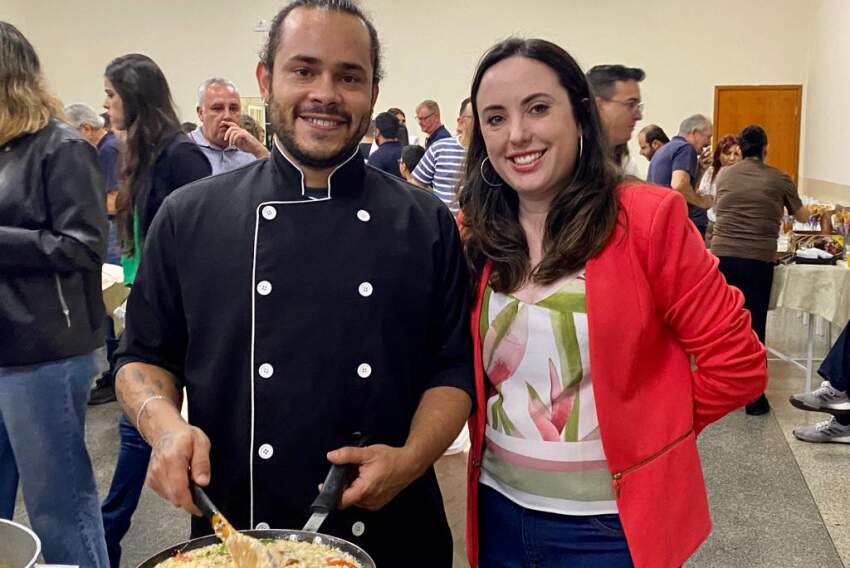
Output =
[
  {"x1": 302, "y1": 432, "x2": 366, "y2": 533},
  {"x1": 190, "y1": 481, "x2": 234, "y2": 540},
  {"x1": 191, "y1": 483, "x2": 220, "y2": 520},
  {"x1": 191, "y1": 481, "x2": 279, "y2": 568}
]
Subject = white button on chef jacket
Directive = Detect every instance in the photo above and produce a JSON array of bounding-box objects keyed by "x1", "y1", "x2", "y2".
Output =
[
  {"x1": 357, "y1": 363, "x2": 372, "y2": 379},
  {"x1": 262, "y1": 206, "x2": 277, "y2": 220},
  {"x1": 258, "y1": 363, "x2": 274, "y2": 379},
  {"x1": 257, "y1": 281, "x2": 272, "y2": 295},
  {"x1": 258, "y1": 444, "x2": 274, "y2": 459},
  {"x1": 255, "y1": 522, "x2": 270, "y2": 530},
  {"x1": 351, "y1": 521, "x2": 365, "y2": 537},
  {"x1": 357, "y1": 209, "x2": 371, "y2": 222},
  {"x1": 358, "y1": 282, "x2": 373, "y2": 297}
]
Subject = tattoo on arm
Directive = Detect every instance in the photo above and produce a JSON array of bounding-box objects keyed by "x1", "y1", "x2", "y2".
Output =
[
  {"x1": 151, "y1": 430, "x2": 177, "y2": 459},
  {"x1": 115, "y1": 364, "x2": 180, "y2": 428}
]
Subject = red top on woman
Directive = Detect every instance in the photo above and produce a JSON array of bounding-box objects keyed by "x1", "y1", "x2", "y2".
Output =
[{"x1": 466, "y1": 183, "x2": 768, "y2": 568}]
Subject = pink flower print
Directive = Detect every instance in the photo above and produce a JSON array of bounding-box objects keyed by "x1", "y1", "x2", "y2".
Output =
[
  {"x1": 526, "y1": 382, "x2": 560, "y2": 441},
  {"x1": 486, "y1": 305, "x2": 529, "y2": 386},
  {"x1": 549, "y1": 359, "x2": 574, "y2": 434}
]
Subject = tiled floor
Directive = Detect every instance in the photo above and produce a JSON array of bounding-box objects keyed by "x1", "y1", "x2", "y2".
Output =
[{"x1": 13, "y1": 309, "x2": 850, "y2": 567}]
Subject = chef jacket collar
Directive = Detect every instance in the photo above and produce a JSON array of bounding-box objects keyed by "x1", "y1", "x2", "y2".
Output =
[{"x1": 271, "y1": 135, "x2": 365, "y2": 199}]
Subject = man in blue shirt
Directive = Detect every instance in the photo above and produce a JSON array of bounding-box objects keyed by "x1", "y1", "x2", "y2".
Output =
[
  {"x1": 416, "y1": 99, "x2": 451, "y2": 148},
  {"x1": 647, "y1": 114, "x2": 714, "y2": 235},
  {"x1": 367, "y1": 112, "x2": 403, "y2": 178},
  {"x1": 190, "y1": 78, "x2": 270, "y2": 174},
  {"x1": 65, "y1": 104, "x2": 122, "y2": 407},
  {"x1": 64, "y1": 104, "x2": 120, "y2": 262},
  {"x1": 412, "y1": 98, "x2": 472, "y2": 214}
]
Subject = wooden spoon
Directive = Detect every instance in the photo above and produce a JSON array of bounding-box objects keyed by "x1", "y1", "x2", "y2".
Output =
[{"x1": 191, "y1": 482, "x2": 279, "y2": 568}]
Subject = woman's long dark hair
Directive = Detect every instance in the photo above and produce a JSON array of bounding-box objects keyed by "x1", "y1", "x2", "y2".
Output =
[
  {"x1": 105, "y1": 54, "x2": 181, "y2": 256},
  {"x1": 459, "y1": 38, "x2": 621, "y2": 293}
]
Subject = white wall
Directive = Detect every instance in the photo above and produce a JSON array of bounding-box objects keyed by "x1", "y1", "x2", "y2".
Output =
[
  {"x1": 803, "y1": 0, "x2": 850, "y2": 188},
  {"x1": 3, "y1": 0, "x2": 816, "y2": 179}
]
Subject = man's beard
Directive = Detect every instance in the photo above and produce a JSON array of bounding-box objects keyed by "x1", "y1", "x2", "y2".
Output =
[{"x1": 268, "y1": 93, "x2": 371, "y2": 169}]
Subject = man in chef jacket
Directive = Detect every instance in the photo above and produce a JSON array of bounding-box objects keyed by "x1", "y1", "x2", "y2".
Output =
[{"x1": 113, "y1": 0, "x2": 474, "y2": 565}]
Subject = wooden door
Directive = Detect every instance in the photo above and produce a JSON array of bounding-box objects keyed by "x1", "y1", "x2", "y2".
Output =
[{"x1": 713, "y1": 85, "x2": 802, "y2": 183}]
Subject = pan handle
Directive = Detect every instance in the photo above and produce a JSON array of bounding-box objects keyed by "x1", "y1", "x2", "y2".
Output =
[{"x1": 309, "y1": 432, "x2": 366, "y2": 515}]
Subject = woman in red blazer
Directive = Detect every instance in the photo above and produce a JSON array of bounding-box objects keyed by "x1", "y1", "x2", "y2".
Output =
[{"x1": 458, "y1": 38, "x2": 767, "y2": 568}]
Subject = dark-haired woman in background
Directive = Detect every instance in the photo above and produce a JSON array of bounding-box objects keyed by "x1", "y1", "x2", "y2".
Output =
[
  {"x1": 0, "y1": 21, "x2": 109, "y2": 567},
  {"x1": 711, "y1": 125, "x2": 809, "y2": 416},
  {"x1": 100, "y1": 53, "x2": 210, "y2": 567},
  {"x1": 697, "y1": 134, "x2": 741, "y2": 245},
  {"x1": 460, "y1": 38, "x2": 768, "y2": 567}
]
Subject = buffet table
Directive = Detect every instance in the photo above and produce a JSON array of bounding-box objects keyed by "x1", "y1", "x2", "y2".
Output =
[{"x1": 768, "y1": 262, "x2": 850, "y2": 391}]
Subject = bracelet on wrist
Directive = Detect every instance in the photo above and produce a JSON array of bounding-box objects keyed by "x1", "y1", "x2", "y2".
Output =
[{"x1": 135, "y1": 395, "x2": 166, "y2": 445}]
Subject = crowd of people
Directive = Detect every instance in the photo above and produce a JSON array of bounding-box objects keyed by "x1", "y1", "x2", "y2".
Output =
[{"x1": 0, "y1": 0, "x2": 846, "y2": 567}]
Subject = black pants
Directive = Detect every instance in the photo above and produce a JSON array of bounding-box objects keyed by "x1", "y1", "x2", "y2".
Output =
[{"x1": 717, "y1": 256, "x2": 774, "y2": 343}]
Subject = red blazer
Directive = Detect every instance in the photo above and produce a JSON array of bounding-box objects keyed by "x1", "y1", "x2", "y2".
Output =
[{"x1": 466, "y1": 184, "x2": 767, "y2": 568}]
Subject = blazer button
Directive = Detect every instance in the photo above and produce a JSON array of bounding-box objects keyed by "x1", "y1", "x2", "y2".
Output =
[
  {"x1": 357, "y1": 363, "x2": 372, "y2": 379},
  {"x1": 262, "y1": 205, "x2": 277, "y2": 220},
  {"x1": 358, "y1": 282, "x2": 373, "y2": 297},
  {"x1": 356, "y1": 209, "x2": 371, "y2": 222},
  {"x1": 256, "y1": 280, "x2": 272, "y2": 296},
  {"x1": 258, "y1": 363, "x2": 274, "y2": 379},
  {"x1": 258, "y1": 444, "x2": 274, "y2": 459}
]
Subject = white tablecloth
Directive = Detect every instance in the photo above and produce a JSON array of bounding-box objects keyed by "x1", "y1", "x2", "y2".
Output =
[{"x1": 769, "y1": 263, "x2": 850, "y2": 325}]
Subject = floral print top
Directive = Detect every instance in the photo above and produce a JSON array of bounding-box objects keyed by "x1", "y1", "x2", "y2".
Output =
[{"x1": 478, "y1": 271, "x2": 617, "y2": 515}]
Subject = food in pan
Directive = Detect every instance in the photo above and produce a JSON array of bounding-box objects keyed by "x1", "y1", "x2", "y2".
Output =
[{"x1": 155, "y1": 540, "x2": 363, "y2": 568}]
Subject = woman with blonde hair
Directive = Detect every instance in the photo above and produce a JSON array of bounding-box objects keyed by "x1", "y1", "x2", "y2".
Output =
[{"x1": 0, "y1": 21, "x2": 109, "y2": 567}]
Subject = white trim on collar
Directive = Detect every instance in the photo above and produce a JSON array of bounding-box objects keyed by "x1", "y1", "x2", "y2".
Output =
[{"x1": 272, "y1": 135, "x2": 361, "y2": 198}]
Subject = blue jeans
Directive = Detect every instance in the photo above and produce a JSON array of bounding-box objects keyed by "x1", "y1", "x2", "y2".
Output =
[
  {"x1": 479, "y1": 484, "x2": 634, "y2": 568},
  {"x1": 101, "y1": 413, "x2": 151, "y2": 568},
  {"x1": 106, "y1": 219, "x2": 122, "y2": 266},
  {"x1": 0, "y1": 350, "x2": 109, "y2": 568}
]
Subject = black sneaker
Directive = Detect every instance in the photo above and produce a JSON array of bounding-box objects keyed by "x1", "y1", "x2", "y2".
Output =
[
  {"x1": 88, "y1": 375, "x2": 117, "y2": 405},
  {"x1": 745, "y1": 393, "x2": 771, "y2": 416}
]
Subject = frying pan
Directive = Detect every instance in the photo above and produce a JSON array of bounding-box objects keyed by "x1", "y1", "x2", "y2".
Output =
[
  {"x1": 137, "y1": 435, "x2": 375, "y2": 568},
  {"x1": 136, "y1": 529, "x2": 375, "y2": 568}
]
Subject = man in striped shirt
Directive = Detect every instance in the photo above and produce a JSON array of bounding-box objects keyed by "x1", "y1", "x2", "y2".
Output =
[{"x1": 411, "y1": 97, "x2": 472, "y2": 214}]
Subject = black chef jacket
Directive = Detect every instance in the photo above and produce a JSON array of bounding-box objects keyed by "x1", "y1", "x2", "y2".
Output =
[{"x1": 115, "y1": 145, "x2": 474, "y2": 566}]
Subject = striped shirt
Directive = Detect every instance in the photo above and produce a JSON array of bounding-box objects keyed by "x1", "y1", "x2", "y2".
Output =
[
  {"x1": 411, "y1": 136, "x2": 465, "y2": 214},
  {"x1": 479, "y1": 272, "x2": 617, "y2": 516}
]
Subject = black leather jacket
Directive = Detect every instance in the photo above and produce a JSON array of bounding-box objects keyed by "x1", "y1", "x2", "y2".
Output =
[{"x1": 0, "y1": 119, "x2": 107, "y2": 366}]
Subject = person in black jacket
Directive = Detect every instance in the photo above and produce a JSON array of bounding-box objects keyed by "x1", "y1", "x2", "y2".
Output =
[
  {"x1": 0, "y1": 22, "x2": 110, "y2": 568},
  {"x1": 99, "y1": 53, "x2": 211, "y2": 568}
]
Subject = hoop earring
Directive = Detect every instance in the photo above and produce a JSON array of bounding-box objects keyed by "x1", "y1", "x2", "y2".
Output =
[
  {"x1": 578, "y1": 134, "x2": 583, "y2": 162},
  {"x1": 480, "y1": 157, "x2": 504, "y2": 187}
]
